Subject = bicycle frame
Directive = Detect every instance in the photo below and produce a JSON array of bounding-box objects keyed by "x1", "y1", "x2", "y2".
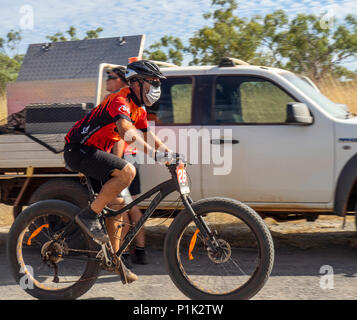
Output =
[
  {"x1": 105, "y1": 177, "x2": 178, "y2": 257},
  {"x1": 83, "y1": 163, "x2": 218, "y2": 258}
]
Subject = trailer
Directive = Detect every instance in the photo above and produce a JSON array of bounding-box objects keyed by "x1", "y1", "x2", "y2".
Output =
[{"x1": 1, "y1": 35, "x2": 147, "y2": 218}]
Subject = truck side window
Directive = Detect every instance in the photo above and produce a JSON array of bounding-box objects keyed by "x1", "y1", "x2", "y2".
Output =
[
  {"x1": 149, "y1": 77, "x2": 193, "y2": 125},
  {"x1": 214, "y1": 76, "x2": 294, "y2": 124}
]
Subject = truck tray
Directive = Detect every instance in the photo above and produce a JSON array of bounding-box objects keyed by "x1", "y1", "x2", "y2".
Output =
[{"x1": 0, "y1": 134, "x2": 65, "y2": 168}]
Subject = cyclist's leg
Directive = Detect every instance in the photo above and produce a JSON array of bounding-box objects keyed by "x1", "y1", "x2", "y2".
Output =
[
  {"x1": 105, "y1": 197, "x2": 128, "y2": 253},
  {"x1": 90, "y1": 165, "x2": 135, "y2": 214},
  {"x1": 105, "y1": 197, "x2": 137, "y2": 281},
  {"x1": 128, "y1": 200, "x2": 148, "y2": 265},
  {"x1": 125, "y1": 167, "x2": 148, "y2": 264},
  {"x1": 70, "y1": 145, "x2": 136, "y2": 213},
  {"x1": 64, "y1": 145, "x2": 135, "y2": 242},
  {"x1": 126, "y1": 161, "x2": 145, "y2": 247},
  {"x1": 128, "y1": 202, "x2": 145, "y2": 247}
]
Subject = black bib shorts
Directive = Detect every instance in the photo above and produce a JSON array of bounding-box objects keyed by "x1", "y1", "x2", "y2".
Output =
[{"x1": 64, "y1": 144, "x2": 129, "y2": 192}]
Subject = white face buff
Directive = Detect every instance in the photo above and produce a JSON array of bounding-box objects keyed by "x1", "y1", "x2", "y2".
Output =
[{"x1": 146, "y1": 85, "x2": 161, "y2": 105}]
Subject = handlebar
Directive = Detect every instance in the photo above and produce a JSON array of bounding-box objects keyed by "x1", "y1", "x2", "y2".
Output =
[{"x1": 154, "y1": 151, "x2": 189, "y2": 166}]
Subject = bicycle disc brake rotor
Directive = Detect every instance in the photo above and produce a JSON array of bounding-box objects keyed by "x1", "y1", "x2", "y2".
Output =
[{"x1": 207, "y1": 239, "x2": 231, "y2": 264}]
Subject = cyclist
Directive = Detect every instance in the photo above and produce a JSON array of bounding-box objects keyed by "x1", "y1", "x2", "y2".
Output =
[
  {"x1": 117, "y1": 141, "x2": 149, "y2": 268},
  {"x1": 105, "y1": 65, "x2": 127, "y2": 93},
  {"x1": 106, "y1": 66, "x2": 148, "y2": 267},
  {"x1": 64, "y1": 60, "x2": 171, "y2": 281}
]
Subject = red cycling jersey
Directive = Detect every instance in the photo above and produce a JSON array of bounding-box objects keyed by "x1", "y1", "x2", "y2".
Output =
[{"x1": 65, "y1": 88, "x2": 148, "y2": 152}]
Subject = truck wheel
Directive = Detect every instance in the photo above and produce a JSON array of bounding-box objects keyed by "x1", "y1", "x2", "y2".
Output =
[
  {"x1": 27, "y1": 179, "x2": 91, "y2": 249},
  {"x1": 13, "y1": 206, "x2": 23, "y2": 219},
  {"x1": 29, "y1": 178, "x2": 90, "y2": 208}
]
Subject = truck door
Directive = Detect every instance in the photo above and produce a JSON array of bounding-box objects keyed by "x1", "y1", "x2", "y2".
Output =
[
  {"x1": 139, "y1": 76, "x2": 203, "y2": 206},
  {"x1": 201, "y1": 75, "x2": 334, "y2": 207}
]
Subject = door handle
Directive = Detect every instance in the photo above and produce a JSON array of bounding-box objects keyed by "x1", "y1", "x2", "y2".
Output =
[{"x1": 210, "y1": 139, "x2": 239, "y2": 145}]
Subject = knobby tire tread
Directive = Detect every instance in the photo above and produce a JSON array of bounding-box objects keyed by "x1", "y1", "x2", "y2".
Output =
[{"x1": 164, "y1": 197, "x2": 274, "y2": 300}]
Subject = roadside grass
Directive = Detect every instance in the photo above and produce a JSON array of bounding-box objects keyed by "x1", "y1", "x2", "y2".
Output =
[
  {"x1": 318, "y1": 76, "x2": 357, "y2": 113},
  {"x1": 0, "y1": 94, "x2": 6, "y2": 122},
  {"x1": 0, "y1": 204, "x2": 13, "y2": 227}
]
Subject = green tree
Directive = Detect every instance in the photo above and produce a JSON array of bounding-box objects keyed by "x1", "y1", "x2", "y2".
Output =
[
  {"x1": 67, "y1": 26, "x2": 79, "y2": 41},
  {"x1": 143, "y1": 35, "x2": 185, "y2": 66},
  {"x1": 267, "y1": 13, "x2": 357, "y2": 81},
  {"x1": 0, "y1": 30, "x2": 23, "y2": 94},
  {"x1": 0, "y1": 54, "x2": 22, "y2": 94},
  {"x1": 84, "y1": 27, "x2": 103, "y2": 40},
  {"x1": 46, "y1": 26, "x2": 103, "y2": 42},
  {"x1": 0, "y1": 29, "x2": 22, "y2": 57},
  {"x1": 187, "y1": 1, "x2": 357, "y2": 81},
  {"x1": 46, "y1": 32, "x2": 68, "y2": 42},
  {"x1": 5, "y1": 30, "x2": 22, "y2": 55},
  {"x1": 255, "y1": 10, "x2": 289, "y2": 67},
  {"x1": 188, "y1": 0, "x2": 264, "y2": 65}
]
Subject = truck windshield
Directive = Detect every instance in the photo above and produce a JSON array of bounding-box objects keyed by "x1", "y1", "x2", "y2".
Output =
[{"x1": 280, "y1": 72, "x2": 347, "y2": 119}]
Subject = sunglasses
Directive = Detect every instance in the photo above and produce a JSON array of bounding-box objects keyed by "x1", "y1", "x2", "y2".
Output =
[
  {"x1": 107, "y1": 75, "x2": 119, "y2": 81},
  {"x1": 143, "y1": 79, "x2": 161, "y2": 88}
]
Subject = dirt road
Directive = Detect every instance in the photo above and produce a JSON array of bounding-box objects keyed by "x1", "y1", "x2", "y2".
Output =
[
  {"x1": 1, "y1": 244, "x2": 357, "y2": 300},
  {"x1": 1, "y1": 206, "x2": 357, "y2": 300}
]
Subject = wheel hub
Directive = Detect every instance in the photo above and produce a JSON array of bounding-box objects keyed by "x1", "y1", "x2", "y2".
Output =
[{"x1": 207, "y1": 239, "x2": 231, "y2": 264}]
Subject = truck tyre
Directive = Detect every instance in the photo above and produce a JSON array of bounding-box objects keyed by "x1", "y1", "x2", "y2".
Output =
[
  {"x1": 27, "y1": 179, "x2": 91, "y2": 249},
  {"x1": 13, "y1": 206, "x2": 23, "y2": 219},
  {"x1": 28, "y1": 178, "x2": 90, "y2": 208}
]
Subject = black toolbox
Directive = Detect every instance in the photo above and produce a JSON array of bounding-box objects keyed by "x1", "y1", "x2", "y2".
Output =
[{"x1": 25, "y1": 103, "x2": 94, "y2": 134}]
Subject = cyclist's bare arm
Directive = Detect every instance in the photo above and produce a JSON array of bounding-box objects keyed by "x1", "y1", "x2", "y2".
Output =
[
  {"x1": 112, "y1": 139, "x2": 125, "y2": 158},
  {"x1": 116, "y1": 119, "x2": 154, "y2": 155},
  {"x1": 143, "y1": 130, "x2": 170, "y2": 152}
]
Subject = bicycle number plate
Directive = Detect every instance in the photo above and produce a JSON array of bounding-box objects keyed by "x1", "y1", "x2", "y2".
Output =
[{"x1": 176, "y1": 165, "x2": 190, "y2": 194}]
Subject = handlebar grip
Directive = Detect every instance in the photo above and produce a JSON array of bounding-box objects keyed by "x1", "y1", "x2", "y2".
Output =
[{"x1": 155, "y1": 151, "x2": 186, "y2": 164}]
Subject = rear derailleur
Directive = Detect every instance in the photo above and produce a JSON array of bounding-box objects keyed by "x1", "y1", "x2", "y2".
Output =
[{"x1": 41, "y1": 239, "x2": 68, "y2": 283}]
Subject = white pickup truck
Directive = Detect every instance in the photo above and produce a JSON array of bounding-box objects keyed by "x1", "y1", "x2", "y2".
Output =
[{"x1": 1, "y1": 58, "x2": 356, "y2": 224}]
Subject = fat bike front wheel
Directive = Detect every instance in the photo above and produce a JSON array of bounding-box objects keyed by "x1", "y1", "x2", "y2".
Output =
[{"x1": 164, "y1": 197, "x2": 274, "y2": 300}]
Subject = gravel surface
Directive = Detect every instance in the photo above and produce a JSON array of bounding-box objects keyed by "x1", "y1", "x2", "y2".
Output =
[
  {"x1": 1, "y1": 211, "x2": 357, "y2": 300},
  {"x1": 1, "y1": 245, "x2": 357, "y2": 300}
]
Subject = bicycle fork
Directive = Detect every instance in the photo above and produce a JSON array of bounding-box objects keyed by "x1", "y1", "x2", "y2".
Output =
[{"x1": 181, "y1": 195, "x2": 221, "y2": 254}]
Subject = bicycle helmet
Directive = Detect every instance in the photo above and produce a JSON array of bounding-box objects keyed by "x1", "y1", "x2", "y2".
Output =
[{"x1": 125, "y1": 60, "x2": 166, "y2": 81}]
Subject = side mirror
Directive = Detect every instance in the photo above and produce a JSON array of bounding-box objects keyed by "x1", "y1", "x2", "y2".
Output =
[{"x1": 286, "y1": 102, "x2": 313, "y2": 124}]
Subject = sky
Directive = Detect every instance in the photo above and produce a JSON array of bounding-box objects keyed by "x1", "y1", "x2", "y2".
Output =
[{"x1": 0, "y1": 0, "x2": 356, "y2": 69}]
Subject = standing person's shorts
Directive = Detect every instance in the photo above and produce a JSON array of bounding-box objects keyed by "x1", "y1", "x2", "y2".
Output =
[
  {"x1": 64, "y1": 144, "x2": 129, "y2": 193},
  {"x1": 124, "y1": 154, "x2": 141, "y2": 196}
]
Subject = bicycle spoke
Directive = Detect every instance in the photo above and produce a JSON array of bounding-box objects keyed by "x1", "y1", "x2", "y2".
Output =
[
  {"x1": 176, "y1": 211, "x2": 261, "y2": 295},
  {"x1": 17, "y1": 213, "x2": 100, "y2": 291}
]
